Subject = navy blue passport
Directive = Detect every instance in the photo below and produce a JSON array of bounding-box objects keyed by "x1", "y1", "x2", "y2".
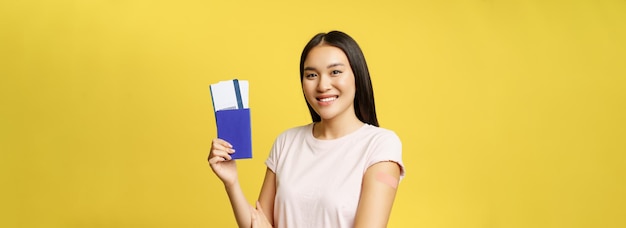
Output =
[{"x1": 215, "y1": 108, "x2": 252, "y2": 159}]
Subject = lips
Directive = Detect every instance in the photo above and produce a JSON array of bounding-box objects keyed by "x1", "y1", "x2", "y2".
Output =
[
  {"x1": 316, "y1": 95, "x2": 338, "y2": 106},
  {"x1": 316, "y1": 95, "x2": 338, "y2": 102}
]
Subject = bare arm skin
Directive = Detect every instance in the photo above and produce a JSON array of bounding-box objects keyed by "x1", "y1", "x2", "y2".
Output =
[
  {"x1": 250, "y1": 169, "x2": 276, "y2": 228},
  {"x1": 257, "y1": 168, "x2": 276, "y2": 226},
  {"x1": 208, "y1": 138, "x2": 276, "y2": 228},
  {"x1": 354, "y1": 161, "x2": 402, "y2": 228}
]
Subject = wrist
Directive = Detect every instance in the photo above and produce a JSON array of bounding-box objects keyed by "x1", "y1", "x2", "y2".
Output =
[{"x1": 224, "y1": 179, "x2": 239, "y2": 190}]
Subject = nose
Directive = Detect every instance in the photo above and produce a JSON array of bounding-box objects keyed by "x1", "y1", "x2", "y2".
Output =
[{"x1": 316, "y1": 74, "x2": 332, "y2": 92}]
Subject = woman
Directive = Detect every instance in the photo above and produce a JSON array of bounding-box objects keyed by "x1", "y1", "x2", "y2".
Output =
[{"x1": 208, "y1": 31, "x2": 405, "y2": 228}]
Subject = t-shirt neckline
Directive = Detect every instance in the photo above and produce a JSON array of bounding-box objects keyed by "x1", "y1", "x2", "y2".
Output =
[{"x1": 305, "y1": 122, "x2": 370, "y2": 145}]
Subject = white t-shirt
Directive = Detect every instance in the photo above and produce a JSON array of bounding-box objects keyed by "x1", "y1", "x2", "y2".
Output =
[{"x1": 265, "y1": 123, "x2": 405, "y2": 228}]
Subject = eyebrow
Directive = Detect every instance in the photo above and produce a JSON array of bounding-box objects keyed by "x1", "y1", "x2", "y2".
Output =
[{"x1": 303, "y1": 63, "x2": 345, "y2": 71}]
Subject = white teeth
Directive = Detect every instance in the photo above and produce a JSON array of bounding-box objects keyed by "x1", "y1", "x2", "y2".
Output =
[{"x1": 320, "y1": 97, "x2": 337, "y2": 102}]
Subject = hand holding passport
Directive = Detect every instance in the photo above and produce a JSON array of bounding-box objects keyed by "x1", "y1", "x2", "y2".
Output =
[{"x1": 209, "y1": 79, "x2": 252, "y2": 159}]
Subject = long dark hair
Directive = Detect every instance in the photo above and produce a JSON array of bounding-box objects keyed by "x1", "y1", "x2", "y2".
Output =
[{"x1": 299, "y1": 31, "x2": 379, "y2": 127}]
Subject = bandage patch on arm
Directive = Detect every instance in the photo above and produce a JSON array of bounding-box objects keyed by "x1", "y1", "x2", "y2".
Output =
[{"x1": 375, "y1": 171, "x2": 399, "y2": 189}]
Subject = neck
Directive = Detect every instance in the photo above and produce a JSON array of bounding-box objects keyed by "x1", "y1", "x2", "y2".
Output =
[{"x1": 313, "y1": 115, "x2": 364, "y2": 140}]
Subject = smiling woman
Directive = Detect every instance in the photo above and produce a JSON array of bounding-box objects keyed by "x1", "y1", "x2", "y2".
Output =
[
  {"x1": 302, "y1": 45, "x2": 357, "y2": 127},
  {"x1": 300, "y1": 31, "x2": 379, "y2": 128},
  {"x1": 207, "y1": 31, "x2": 405, "y2": 228}
]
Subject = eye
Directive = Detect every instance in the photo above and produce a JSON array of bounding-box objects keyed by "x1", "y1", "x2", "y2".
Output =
[
  {"x1": 331, "y1": 70, "x2": 342, "y2": 75},
  {"x1": 305, "y1": 73, "x2": 317, "y2": 79}
]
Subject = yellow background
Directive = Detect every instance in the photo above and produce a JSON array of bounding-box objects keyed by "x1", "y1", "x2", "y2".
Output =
[{"x1": 1, "y1": 0, "x2": 625, "y2": 227}]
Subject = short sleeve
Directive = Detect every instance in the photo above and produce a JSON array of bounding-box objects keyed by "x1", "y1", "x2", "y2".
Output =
[
  {"x1": 365, "y1": 130, "x2": 405, "y2": 179},
  {"x1": 265, "y1": 136, "x2": 281, "y2": 174}
]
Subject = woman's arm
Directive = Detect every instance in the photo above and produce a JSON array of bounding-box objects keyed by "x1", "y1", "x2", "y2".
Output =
[
  {"x1": 353, "y1": 161, "x2": 402, "y2": 228},
  {"x1": 208, "y1": 138, "x2": 252, "y2": 227},
  {"x1": 257, "y1": 168, "x2": 277, "y2": 226},
  {"x1": 208, "y1": 139, "x2": 276, "y2": 228},
  {"x1": 224, "y1": 180, "x2": 253, "y2": 228},
  {"x1": 224, "y1": 168, "x2": 276, "y2": 228}
]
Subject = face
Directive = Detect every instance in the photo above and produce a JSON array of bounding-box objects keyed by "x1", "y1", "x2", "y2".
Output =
[{"x1": 302, "y1": 45, "x2": 357, "y2": 122}]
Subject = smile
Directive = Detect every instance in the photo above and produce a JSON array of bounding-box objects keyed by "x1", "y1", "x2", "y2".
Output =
[{"x1": 317, "y1": 96, "x2": 338, "y2": 102}]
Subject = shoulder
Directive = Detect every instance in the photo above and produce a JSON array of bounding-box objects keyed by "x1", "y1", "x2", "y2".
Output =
[
  {"x1": 268, "y1": 123, "x2": 313, "y2": 162},
  {"x1": 274, "y1": 123, "x2": 313, "y2": 142},
  {"x1": 359, "y1": 125, "x2": 402, "y2": 146},
  {"x1": 360, "y1": 125, "x2": 405, "y2": 177}
]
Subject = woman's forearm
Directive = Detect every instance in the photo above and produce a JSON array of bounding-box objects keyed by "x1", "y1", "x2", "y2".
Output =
[{"x1": 225, "y1": 180, "x2": 252, "y2": 228}]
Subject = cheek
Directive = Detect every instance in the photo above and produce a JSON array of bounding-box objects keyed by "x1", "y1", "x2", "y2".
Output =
[
  {"x1": 302, "y1": 83, "x2": 317, "y2": 101},
  {"x1": 338, "y1": 76, "x2": 356, "y2": 94},
  {"x1": 302, "y1": 82, "x2": 313, "y2": 95}
]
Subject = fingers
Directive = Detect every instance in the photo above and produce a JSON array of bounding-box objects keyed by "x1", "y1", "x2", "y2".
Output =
[
  {"x1": 255, "y1": 201, "x2": 270, "y2": 226},
  {"x1": 208, "y1": 155, "x2": 230, "y2": 166},
  {"x1": 250, "y1": 204, "x2": 258, "y2": 227},
  {"x1": 208, "y1": 138, "x2": 235, "y2": 163},
  {"x1": 208, "y1": 150, "x2": 232, "y2": 164},
  {"x1": 256, "y1": 201, "x2": 265, "y2": 216},
  {"x1": 212, "y1": 138, "x2": 234, "y2": 152}
]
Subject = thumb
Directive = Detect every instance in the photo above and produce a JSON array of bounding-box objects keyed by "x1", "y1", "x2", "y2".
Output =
[
  {"x1": 256, "y1": 201, "x2": 265, "y2": 215},
  {"x1": 250, "y1": 204, "x2": 258, "y2": 227}
]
